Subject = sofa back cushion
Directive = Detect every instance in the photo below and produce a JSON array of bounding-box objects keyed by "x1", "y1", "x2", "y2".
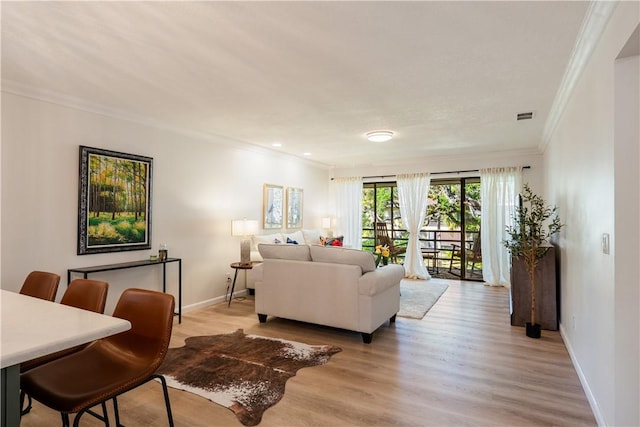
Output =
[
  {"x1": 258, "y1": 243, "x2": 312, "y2": 261},
  {"x1": 309, "y1": 245, "x2": 376, "y2": 273},
  {"x1": 301, "y1": 229, "x2": 323, "y2": 245},
  {"x1": 251, "y1": 233, "x2": 284, "y2": 250}
]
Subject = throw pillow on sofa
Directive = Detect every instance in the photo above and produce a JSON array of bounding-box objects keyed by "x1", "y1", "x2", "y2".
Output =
[
  {"x1": 284, "y1": 230, "x2": 305, "y2": 245},
  {"x1": 320, "y1": 236, "x2": 344, "y2": 247}
]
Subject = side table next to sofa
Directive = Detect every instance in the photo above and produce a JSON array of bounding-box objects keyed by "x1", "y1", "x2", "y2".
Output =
[{"x1": 227, "y1": 262, "x2": 259, "y2": 306}]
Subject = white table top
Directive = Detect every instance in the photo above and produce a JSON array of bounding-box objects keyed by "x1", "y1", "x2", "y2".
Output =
[{"x1": 0, "y1": 289, "x2": 131, "y2": 368}]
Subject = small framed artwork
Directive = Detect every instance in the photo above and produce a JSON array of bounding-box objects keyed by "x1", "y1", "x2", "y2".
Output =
[
  {"x1": 78, "y1": 146, "x2": 153, "y2": 255},
  {"x1": 263, "y1": 183, "x2": 284, "y2": 229},
  {"x1": 286, "y1": 187, "x2": 303, "y2": 229}
]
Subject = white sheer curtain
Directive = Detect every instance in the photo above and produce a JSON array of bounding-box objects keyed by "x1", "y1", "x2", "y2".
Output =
[
  {"x1": 397, "y1": 173, "x2": 431, "y2": 279},
  {"x1": 332, "y1": 177, "x2": 363, "y2": 249},
  {"x1": 480, "y1": 167, "x2": 523, "y2": 287}
]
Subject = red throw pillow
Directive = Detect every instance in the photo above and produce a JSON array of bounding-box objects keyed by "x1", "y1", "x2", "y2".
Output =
[{"x1": 324, "y1": 236, "x2": 344, "y2": 247}]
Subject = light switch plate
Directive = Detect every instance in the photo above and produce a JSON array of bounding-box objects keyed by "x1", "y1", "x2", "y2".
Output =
[{"x1": 602, "y1": 233, "x2": 610, "y2": 255}]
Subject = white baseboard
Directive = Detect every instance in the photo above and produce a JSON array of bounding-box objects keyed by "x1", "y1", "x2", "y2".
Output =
[
  {"x1": 181, "y1": 289, "x2": 248, "y2": 313},
  {"x1": 559, "y1": 323, "x2": 606, "y2": 426}
]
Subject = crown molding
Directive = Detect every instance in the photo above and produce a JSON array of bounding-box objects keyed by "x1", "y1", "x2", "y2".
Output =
[
  {"x1": 539, "y1": 0, "x2": 619, "y2": 153},
  {"x1": 1, "y1": 79, "x2": 219, "y2": 141},
  {"x1": 1, "y1": 79, "x2": 331, "y2": 169}
]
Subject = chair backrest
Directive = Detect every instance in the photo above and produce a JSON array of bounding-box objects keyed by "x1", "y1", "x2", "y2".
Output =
[
  {"x1": 375, "y1": 222, "x2": 392, "y2": 246},
  {"x1": 109, "y1": 288, "x2": 175, "y2": 369},
  {"x1": 374, "y1": 221, "x2": 389, "y2": 239},
  {"x1": 61, "y1": 279, "x2": 109, "y2": 313},
  {"x1": 19, "y1": 271, "x2": 60, "y2": 301}
]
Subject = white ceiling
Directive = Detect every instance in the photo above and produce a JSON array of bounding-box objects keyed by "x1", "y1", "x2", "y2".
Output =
[{"x1": 1, "y1": 1, "x2": 591, "y2": 169}]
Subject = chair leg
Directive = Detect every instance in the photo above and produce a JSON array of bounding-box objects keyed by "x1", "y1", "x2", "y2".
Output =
[
  {"x1": 74, "y1": 401, "x2": 110, "y2": 427},
  {"x1": 153, "y1": 374, "x2": 175, "y2": 427},
  {"x1": 20, "y1": 390, "x2": 33, "y2": 416},
  {"x1": 113, "y1": 397, "x2": 121, "y2": 427},
  {"x1": 67, "y1": 375, "x2": 173, "y2": 427},
  {"x1": 102, "y1": 401, "x2": 110, "y2": 427}
]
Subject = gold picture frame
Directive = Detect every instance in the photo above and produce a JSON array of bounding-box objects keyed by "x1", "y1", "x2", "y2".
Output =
[
  {"x1": 263, "y1": 184, "x2": 284, "y2": 229},
  {"x1": 286, "y1": 187, "x2": 303, "y2": 229}
]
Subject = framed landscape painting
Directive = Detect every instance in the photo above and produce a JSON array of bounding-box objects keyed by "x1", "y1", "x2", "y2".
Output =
[
  {"x1": 77, "y1": 146, "x2": 153, "y2": 255},
  {"x1": 263, "y1": 183, "x2": 284, "y2": 229}
]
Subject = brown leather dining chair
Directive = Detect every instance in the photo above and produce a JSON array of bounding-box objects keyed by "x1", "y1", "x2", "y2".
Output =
[
  {"x1": 20, "y1": 279, "x2": 110, "y2": 415},
  {"x1": 19, "y1": 270, "x2": 60, "y2": 301},
  {"x1": 20, "y1": 288, "x2": 175, "y2": 427}
]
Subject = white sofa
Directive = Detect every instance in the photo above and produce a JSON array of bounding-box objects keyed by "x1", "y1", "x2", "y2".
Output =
[
  {"x1": 246, "y1": 229, "x2": 328, "y2": 292},
  {"x1": 253, "y1": 243, "x2": 404, "y2": 343}
]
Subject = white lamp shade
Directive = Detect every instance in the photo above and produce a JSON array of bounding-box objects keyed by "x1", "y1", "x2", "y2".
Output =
[
  {"x1": 322, "y1": 217, "x2": 331, "y2": 229},
  {"x1": 231, "y1": 219, "x2": 259, "y2": 237}
]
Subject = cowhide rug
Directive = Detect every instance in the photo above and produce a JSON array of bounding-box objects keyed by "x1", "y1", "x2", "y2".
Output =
[{"x1": 157, "y1": 329, "x2": 341, "y2": 426}]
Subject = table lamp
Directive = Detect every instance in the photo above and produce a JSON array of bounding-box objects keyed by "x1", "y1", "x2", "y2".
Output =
[
  {"x1": 231, "y1": 219, "x2": 259, "y2": 266},
  {"x1": 322, "y1": 217, "x2": 333, "y2": 237}
]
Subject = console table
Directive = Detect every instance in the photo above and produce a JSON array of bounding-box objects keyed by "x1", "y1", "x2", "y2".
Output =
[{"x1": 67, "y1": 258, "x2": 182, "y2": 323}]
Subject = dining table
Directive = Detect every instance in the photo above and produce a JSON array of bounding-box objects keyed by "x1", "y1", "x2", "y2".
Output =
[{"x1": 0, "y1": 289, "x2": 131, "y2": 427}]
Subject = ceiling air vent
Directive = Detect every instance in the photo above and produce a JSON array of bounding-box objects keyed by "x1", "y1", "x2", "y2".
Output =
[{"x1": 516, "y1": 112, "x2": 535, "y2": 121}]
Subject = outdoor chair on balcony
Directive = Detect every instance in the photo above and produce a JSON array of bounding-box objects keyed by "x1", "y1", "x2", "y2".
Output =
[
  {"x1": 374, "y1": 222, "x2": 406, "y2": 263},
  {"x1": 449, "y1": 232, "x2": 482, "y2": 276}
]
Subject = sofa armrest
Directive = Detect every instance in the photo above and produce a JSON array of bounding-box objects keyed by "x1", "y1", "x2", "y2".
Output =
[
  {"x1": 250, "y1": 262, "x2": 263, "y2": 283},
  {"x1": 358, "y1": 264, "x2": 405, "y2": 296},
  {"x1": 251, "y1": 250, "x2": 263, "y2": 262}
]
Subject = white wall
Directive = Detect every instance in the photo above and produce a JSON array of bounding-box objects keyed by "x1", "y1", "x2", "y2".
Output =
[
  {"x1": 1, "y1": 92, "x2": 329, "y2": 313},
  {"x1": 543, "y1": 2, "x2": 639, "y2": 426},
  {"x1": 614, "y1": 52, "x2": 639, "y2": 427}
]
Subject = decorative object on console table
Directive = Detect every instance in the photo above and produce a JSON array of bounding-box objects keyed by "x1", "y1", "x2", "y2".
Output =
[
  {"x1": 263, "y1": 184, "x2": 284, "y2": 229},
  {"x1": 159, "y1": 243, "x2": 168, "y2": 261},
  {"x1": 285, "y1": 187, "x2": 303, "y2": 229},
  {"x1": 77, "y1": 146, "x2": 153, "y2": 255},
  {"x1": 504, "y1": 183, "x2": 563, "y2": 338},
  {"x1": 232, "y1": 219, "x2": 259, "y2": 266}
]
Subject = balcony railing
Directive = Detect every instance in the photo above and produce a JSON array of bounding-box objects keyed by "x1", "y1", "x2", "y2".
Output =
[{"x1": 361, "y1": 226, "x2": 482, "y2": 281}]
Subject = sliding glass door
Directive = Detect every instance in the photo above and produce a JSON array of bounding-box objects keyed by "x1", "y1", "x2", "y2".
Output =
[
  {"x1": 426, "y1": 178, "x2": 481, "y2": 280},
  {"x1": 362, "y1": 182, "x2": 408, "y2": 251},
  {"x1": 362, "y1": 178, "x2": 483, "y2": 281}
]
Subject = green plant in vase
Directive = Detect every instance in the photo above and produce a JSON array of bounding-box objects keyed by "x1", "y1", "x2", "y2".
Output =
[{"x1": 503, "y1": 183, "x2": 563, "y2": 338}]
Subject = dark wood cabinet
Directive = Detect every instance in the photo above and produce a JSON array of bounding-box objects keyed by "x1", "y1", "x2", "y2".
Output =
[{"x1": 510, "y1": 247, "x2": 558, "y2": 330}]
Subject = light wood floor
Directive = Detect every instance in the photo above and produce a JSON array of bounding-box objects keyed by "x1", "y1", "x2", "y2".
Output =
[{"x1": 20, "y1": 279, "x2": 596, "y2": 427}]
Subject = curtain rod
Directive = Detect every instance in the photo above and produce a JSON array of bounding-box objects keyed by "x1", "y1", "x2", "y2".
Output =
[{"x1": 331, "y1": 166, "x2": 531, "y2": 180}]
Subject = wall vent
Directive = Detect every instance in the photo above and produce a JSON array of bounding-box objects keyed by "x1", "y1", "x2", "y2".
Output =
[{"x1": 517, "y1": 112, "x2": 535, "y2": 121}]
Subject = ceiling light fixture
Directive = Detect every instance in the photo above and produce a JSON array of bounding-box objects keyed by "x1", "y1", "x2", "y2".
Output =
[{"x1": 366, "y1": 130, "x2": 394, "y2": 142}]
